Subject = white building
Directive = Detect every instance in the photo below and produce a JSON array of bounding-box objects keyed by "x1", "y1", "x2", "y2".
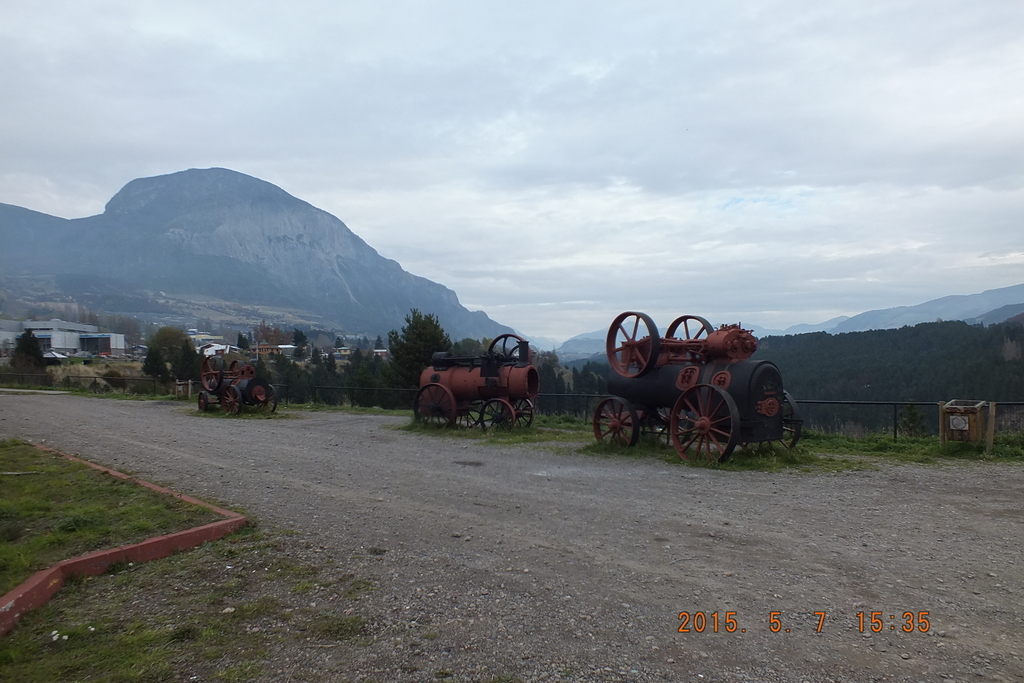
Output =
[{"x1": 0, "y1": 319, "x2": 126, "y2": 357}]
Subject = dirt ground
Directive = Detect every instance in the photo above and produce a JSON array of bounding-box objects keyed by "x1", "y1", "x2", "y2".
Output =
[{"x1": 1, "y1": 393, "x2": 1022, "y2": 682}]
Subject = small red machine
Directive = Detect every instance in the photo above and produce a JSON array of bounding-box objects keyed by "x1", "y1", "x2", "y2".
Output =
[
  {"x1": 198, "y1": 357, "x2": 277, "y2": 415},
  {"x1": 415, "y1": 334, "x2": 540, "y2": 430}
]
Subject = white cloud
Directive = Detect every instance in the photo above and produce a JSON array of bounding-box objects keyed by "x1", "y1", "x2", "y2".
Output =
[{"x1": 1, "y1": 0, "x2": 1022, "y2": 341}]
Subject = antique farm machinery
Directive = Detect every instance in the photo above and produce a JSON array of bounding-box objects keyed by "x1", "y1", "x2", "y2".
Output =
[
  {"x1": 415, "y1": 334, "x2": 540, "y2": 431},
  {"x1": 198, "y1": 356, "x2": 278, "y2": 415},
  {"x1": 593, "y1": 312, "x2": 802, "y2": 463}
]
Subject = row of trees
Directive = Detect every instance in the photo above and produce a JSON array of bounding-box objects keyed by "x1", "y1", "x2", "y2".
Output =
[{"x1": 137, "y1": 309, "x2": 608, "y2": 410}]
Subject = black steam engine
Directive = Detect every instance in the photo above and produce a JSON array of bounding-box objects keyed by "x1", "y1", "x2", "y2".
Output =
[{"x1": 593, "y1": 312, "x2": 802, "y2": 463}]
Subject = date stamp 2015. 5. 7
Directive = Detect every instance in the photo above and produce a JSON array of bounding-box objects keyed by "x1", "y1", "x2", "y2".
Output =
[{"x1": 677, "y1": 611, "x2": 931, "y2": 634}]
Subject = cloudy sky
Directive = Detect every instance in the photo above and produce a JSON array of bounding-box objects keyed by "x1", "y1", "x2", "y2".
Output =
[{"x1": 2, "y1": 1, "x2": 1022, "y2": 342}]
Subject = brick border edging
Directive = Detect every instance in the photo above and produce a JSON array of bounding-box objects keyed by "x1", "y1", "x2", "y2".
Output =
[{"x1": 0, "y1": 445, "x2": 248, "y2": 637}]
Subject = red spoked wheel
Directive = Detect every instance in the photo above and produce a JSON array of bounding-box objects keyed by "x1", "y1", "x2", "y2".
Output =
[
  {"x1": 512, "y1": 398, "x2": 535, "y2": 428},
  {"x1": 666, "y1": 314, "x2": 714, "y2": 341},
  {"x1": 606, "y1": 312, "x2": 661, "y2": 378},
  {"x1": 670, "y1": 384, "x2": 740, "y2": 464},
  {"x1": 779, "y1": 391, "x2": 803, "y2": 449},
  {"x1": 197, "y1": 391, "x2": 210, "y2": 412},
  {"x1": 592, "y1": 396, "x2": 641, "y2": 447},
  {"x1": 488, "y1": 334, "x2": 528, "y2": 362},
  {"x1": 201, "y1": 357, "x2": 222, "y2": 392},
  {"x1": 481, "y1": 398, "x2": 515, "y2": 432},
  {"x1": 221, "y1": 384, "x2": 243, "y2": 416},
  {"x1": 414, "y1": 383, "x2": 457, "y2": 427}
]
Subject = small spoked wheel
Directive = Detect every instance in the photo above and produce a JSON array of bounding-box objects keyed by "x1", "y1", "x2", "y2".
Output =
[
  {"x1": 779, "y1": 391, "x2": 803, "y2": 449},
  {"x1": 511, "y1": 398, "x2": 535, "y2": 428},
  {"x1": 592, "y1": 396, "x2": 640, "y2": 447},
  {"x1": 670, "y1": 384, "x2": 739, "y2": 464},
  {"x1": 414, "y1": 383, "x2": 457, "y2": 427},
  {"x1": 481, "y1": 398, "x2": 515, "y2": 431}
]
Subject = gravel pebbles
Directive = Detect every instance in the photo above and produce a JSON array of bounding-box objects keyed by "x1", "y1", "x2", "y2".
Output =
[{"x1": 1, "y1": 393, "x2": 1022, "y2": 682}]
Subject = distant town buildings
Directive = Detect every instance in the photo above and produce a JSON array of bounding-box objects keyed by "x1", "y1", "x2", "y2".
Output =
[{"x1": 0, "y1": 319, "x2": 126, "y2": 357}]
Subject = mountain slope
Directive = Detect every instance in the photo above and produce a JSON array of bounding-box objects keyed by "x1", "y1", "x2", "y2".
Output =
[
  {"x1": 0, "y1": 168, "x2": 511, "y2": 339},
  {"x1": 832, "y1": 283, "x2": 1024, "y2": 333}
]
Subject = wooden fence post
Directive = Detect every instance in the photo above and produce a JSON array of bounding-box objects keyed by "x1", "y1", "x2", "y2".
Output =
[
  {"x1": 938, "y1": 401, "x2": 946, "y2": 447},
  {"x1": 986, "y1": 402, "x2": 997, "y2": 453}
]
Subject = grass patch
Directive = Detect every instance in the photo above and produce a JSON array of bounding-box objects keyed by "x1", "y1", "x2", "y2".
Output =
[
  {"x1": 797, "y1": 430, "x2": 1024, "y2": 463},
  {"x1": 0, "y1": 521, "x2": 374, "y2": 683},
  {"x1": 311, "y1": 612, "x2": 365, "y2": 640},
  {"x1": 0, "y1": 439, "x2": 223, "y2": 595}
]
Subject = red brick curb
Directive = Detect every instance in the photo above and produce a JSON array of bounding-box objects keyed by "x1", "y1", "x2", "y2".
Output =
[{"x1": 0, "y1": 445, "x2": 248, "y2": 637}]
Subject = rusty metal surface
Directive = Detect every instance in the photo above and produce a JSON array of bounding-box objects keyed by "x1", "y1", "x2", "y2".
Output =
[
  {"x1": 596, "y1": 311, "x2": 803, "y2": 463},
  {"x1": 197, "y1": 356, "x2": 277, "y2": 415},
  {"x1": 415, "y1": 334, "x2": 539, "y2": 431}
]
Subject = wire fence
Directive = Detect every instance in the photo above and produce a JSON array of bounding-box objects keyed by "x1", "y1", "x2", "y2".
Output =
[{"x1": 2, "y1": 371, "x2": 1022, "y2": 439}]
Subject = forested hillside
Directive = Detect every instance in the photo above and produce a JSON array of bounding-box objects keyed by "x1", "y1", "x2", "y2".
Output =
[{"x1": 755, "y1": 320, "x2": 1024, "y2": 402}]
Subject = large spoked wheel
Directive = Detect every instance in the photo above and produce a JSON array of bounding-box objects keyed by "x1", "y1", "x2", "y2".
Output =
[
  {"x1": 666, "y1": 314, "x2": 714, "y2": 341},
  {"x1": 414, "y1": 383, "x2": 457, "y2": 427},
  {"x1": 456, "y1": 401, "x2": 484, "y2": 429},
  {"x1": 780, "y1": 391, "x2": 803, "y2": 449},
  {"x1": 488, "y1": 334, "x2": 528, "y2": 362},
  {"x1": 606, "y1": 311, "x2": 661, "y2": 378},
  {"x1": 201, "y1": 357, "x2": 222, "y2": 392},
  {"x1": 481, "y1": 398, "x2": 515, "y2": 432},
  {"x1": 221, "y1": 384, "x2": 243, "y2": 416},
  {"x1": 593, "y1": 396, "x2": 641, "y2": 447},
  {"x1": 512, "y1": 398, "x2": 535, "y2": 428},
  {"x1": 670, "y1": 384, "x2": 740, "y2": 464}
]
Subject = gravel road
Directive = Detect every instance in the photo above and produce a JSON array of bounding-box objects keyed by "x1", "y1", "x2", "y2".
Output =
[{"x1": 1, "y1": 393, "x2": 1022, "y2": 682}]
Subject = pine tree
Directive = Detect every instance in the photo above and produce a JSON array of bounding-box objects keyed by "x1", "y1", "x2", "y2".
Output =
[
  {"x1": 172, "y1": 340, "x2": 200, "y2": 381},
  {"x1": 142, "y1": 346, "x2": 169, "y2": 381},
  {"x1": 385, "y1": 309, "x2": 452, "y2": 389},
  {"x1": 11, "y1": 330, "x2": 45, "y2": 370}
]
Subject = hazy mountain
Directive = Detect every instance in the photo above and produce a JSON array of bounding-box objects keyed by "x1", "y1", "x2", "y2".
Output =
[
  {"x1": 0, "y1": 168, "x2": 513, "y2": 340},
  {"x1": 781, "y1": 316, "x2": 851, "y2": 335},
  {"x1": 830, "y1": 283, "x2": 1024, "y2": 333},
  {"x1": 554, "y1": 284, "x2": 1024, "y2": 359}
]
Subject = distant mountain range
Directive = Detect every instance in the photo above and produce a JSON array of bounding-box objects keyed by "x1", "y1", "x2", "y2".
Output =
[
  {"x1": 555, "y1": 283, "x2": 1024, "y2": 362},
  {"x1": 0, "y1": 168, "x2": 513, "y2": 340}
]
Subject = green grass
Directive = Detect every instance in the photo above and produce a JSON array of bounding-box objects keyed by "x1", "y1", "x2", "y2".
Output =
[
  {"x1": 0, "y1": 515, "x2": 377, "y2": 683},
  {"x1": 401, "y1": 409, "x2": 1024, "y2": 472},
  {"x1": 0, "y1": 439, "x2": 223, "y2": 596}
]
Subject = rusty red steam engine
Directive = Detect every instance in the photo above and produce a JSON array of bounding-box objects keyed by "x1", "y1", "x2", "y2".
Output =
[
  {"x1": 415, "y1": 334, "x2": 540, "y2": 431},
  {"x1": 593, "y1": 312, "x2": 802, "y2": 463},
  {"x1": 198, "y1": 357, "x2": 278, "y2": 415}
]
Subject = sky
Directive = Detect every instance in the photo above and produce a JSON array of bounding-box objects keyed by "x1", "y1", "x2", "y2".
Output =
[{"x1": 2, "y1": 1, "x2": 1022, "y2": 343}]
